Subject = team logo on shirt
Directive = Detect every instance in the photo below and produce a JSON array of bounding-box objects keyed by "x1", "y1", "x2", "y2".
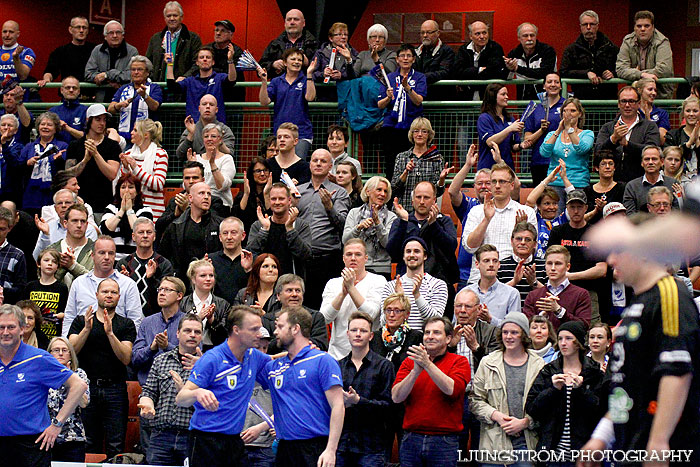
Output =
[
  {"x1": 227, "y1": 374, "x2": 238, "y2": 389},
  {"x1": 275, "y1": 374, "x2": 284, "y2": 389},
  {"x1": 0, "y1": 54, "x2": 9, "y2": 62},
  {"x1": 608, "y1": 387, "x2": 633, "y2": 423},
  {"x1": 298, "y1": 369, "x2": 306, "y2": 379},
  {"x1": 73, "y1": 117, "x2": 81, "y2": 125},
  {"x1": 15, "y1": 373, "x2": 25, "y2": 383},
  {"x1": 295, "y1": 82, "x2": 303, "y2": 91},
  {"x1": 626, "y1": 322, "x2": 641, "y2": 341},
  {"x1": 209, "y1": 78, "x2": 215, "y2": 86}
]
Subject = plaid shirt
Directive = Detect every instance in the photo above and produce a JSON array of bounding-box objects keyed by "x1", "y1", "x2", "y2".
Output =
[
  {"x1": 390, "y1": 149, "x2": 445, "y2": 213},
  {"x1": 140, "y1": 348, "x2": 194, "y2": 431},
  {"x1": 0, "y1": 240, "x2": 26, "y2": 303}
]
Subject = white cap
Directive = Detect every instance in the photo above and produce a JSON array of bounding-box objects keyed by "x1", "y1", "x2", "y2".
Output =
[{"x1": 86, "y1": 104, "x2": 109, "y2": 119}]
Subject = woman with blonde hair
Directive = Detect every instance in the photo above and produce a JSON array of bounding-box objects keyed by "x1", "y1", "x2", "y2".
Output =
[
  {"x1": 343, "y1": 176, "x2": 397, "y2": 278},
  {"x1": 119, "y1": 118, "x2": 168, "y2": 220},
  {"x1": 47, "y1": 336, "x2": 91, "y2": 462},
  {"x1": 665, "y1": 95, "x2": 700, "y2": 175},
  {"x1": 634, "y1": 77, "x2": 670, "y2": 145}
]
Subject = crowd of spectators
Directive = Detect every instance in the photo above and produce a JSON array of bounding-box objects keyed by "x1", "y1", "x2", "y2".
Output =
[{"x1": 1, "y1": 4, "x2": 700, "y2": 467}]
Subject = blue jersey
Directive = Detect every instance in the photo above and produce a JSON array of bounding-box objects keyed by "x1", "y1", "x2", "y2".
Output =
[
  {"x1": 477, "y1": 112, "x2": 520, "y2": 170},
  {"x1": 188, "y1": 342, "x2": 271, "y2": 435},
  {"x1": 454, "y1": 193, "x2": 480, "y2": 282},
  {"x1": 177, "y1": 72, "x2": 228, "y2": 123},
  {"x1": 49, "y1": 100, "x2": 88, "y2": 145},
  {"x1": 0, "y1": 341, "x2": 72, "y2": 435},
  {"x1": 259, "y1": 345, "x2": 342, "y2": 440},
  {"x1": 267, "y1": 73, "x2": 313, "y2": 140},
  {"x1": 0, "y1": 44, "x2": 36, "y2": 80},
  {"x1": 536, "y1": 210, "x2": 567, "y2": 259},
  {"x1": 639, "y1": 106, "x2": 670, "y2": 131},
  {"x1": 524, "y1": 97, "x2": 564, "y2": 166}
]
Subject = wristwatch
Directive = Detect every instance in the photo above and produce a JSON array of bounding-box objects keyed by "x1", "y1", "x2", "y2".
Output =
[
  {"x1": 51, "y1": 417, "x2": 64, "y2": 428},
  {"x1": 126, "y1": 209, "x2": 135, "y2": 215}
]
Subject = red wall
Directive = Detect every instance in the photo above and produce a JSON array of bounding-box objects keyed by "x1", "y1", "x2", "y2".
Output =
[{"x1": 3, "y1": 0, "x2": 694, "y2": 98}]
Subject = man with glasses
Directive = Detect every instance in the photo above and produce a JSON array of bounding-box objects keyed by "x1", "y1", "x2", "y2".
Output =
[
  {"x1": 560, "y1": 10, "x2": 619, "y2": 100},
  {"x1": 39, "y1": 16, "x2": 96, "y2": 87},
  {"x1": 623, "y1": 145, "x2": 678, "y2": 214},
  {"x1": 84, "y1": 20, "x2": 138, "y2": 102},
  {"x1": 132, "y1": 276, "x2": 190, "y2": 455},
  {"x1": 48, "y1": 77, "x2": 88, "y2": 144},
  {"x1": 415, "y1": 20, "x2": 455, "y2": 100},
  {"x1": 497, "y1": 222, "x2": 547, "y2": 306},
  {"x1": 463, "y1": 162, "x2": 537, "y2": 284},
  {"x1": 454, "y1": 21, "x2": 508, "y2": 100},
  {"x1": 646, "y1": 186, "x2": 674, "y2": 216},
  {"x1": 595, "y1": 86, "x2": 660, "y2": 182}
]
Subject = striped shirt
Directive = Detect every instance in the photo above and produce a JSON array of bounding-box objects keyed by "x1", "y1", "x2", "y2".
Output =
[
  {"x1": 557, "y1": 385, "x2": 573, "y2": 458},
  {"x1": 381, "y1": 272, "x2": 448, "y2": 330},
  {"x1": 497, "y1": 255, "x2": 547, "y2": 306},
  {"x1": 121, "y1": 145, "x2": 168, "y2": 221}
]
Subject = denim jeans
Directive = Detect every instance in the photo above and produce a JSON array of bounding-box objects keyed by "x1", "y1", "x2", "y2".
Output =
[
  {"x1": 400, "y1": 431, "x2": 459, "y2": 467},
  {"x1": 243, "y1": 445, "x2": 275, "y2": 467},
  {"x1": 82, "y1": 381, "x2": 128, "y2": 459},
  {"x1": 336, "y1": 450, "x2": 385, "y2": 467},
  {"x1": 148, "y1": 428, "x2": 189, "y2": 466}
]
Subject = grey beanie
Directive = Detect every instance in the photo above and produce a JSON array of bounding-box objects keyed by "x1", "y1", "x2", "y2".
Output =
[{"x1": 500, "y1": 312, "x2": 530, "y2": 337}]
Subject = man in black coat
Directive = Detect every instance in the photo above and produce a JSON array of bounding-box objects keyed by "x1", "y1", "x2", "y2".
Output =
[
  {"x1": 259, "y1": 9, "x2": 318, "y2": 80},
  {"x1": 414, "y1": 20, "x2": 455, "y2": 100},
  {"x1": 560, "y1": 10, "x2": 619, "y2": 100},
  {"x1": 453, "y1": 21, "x2": 508, "y2": 100}
]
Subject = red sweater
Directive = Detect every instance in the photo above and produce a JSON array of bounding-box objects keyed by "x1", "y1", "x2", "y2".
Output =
[
  {"x1": 394, "y1": 351, "x2": 471, "y2": 434},
  {"x1": 523, "y1": 282, "x2": 592, "y2": 330}
]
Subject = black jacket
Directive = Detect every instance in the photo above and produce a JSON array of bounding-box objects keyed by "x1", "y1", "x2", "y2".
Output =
[
  {"x1": 370, "y1": 328, "x2": 424, "y2": 374},
  {"x1": 179, "y1": 293, "x2": 230, "y2": 347},
  {"x1": 506, "y1": 41, "x2": 557, "y2": 100},
  {"x1": 158, "y1": 208, "x2": 223, "y2": 280},
  {"x1": 453, "y1": 40, "x2": 508, "y2": 100},
  {"x1": 259, "y1": 30, "x2": 318, "y2": 80},
  {"x1": 560, "y1": 32, "x2": 619, "y2": 100},
  {"x1": 146, "y1": 24, "x2": 202, "y2": 81},
  {"x1": 526, "y1": 355, "x2": 608, "y2": 451},
  {"x1": 414, "y1": 42, "x2": 455, "y2": 84},
  {"x1": 262, "y1": 304, "x2": 328, "y2": 353},
  {"x1": 446, "y1": 319, "x2": 500, "y2": 372},
  {"x1": 595, "y1": 118, "x2": 661, "y2": 182},
  {"x1": 156, "y1": 190, "x2": 226, "y2": 241}
]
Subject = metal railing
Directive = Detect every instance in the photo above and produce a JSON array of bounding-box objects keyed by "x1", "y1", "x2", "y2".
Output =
[{"x1": 14, "y1": 77, "x2": 688, "y2": 184}]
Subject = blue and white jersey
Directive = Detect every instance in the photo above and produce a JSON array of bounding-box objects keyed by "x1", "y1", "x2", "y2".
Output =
[
  {"x1": 0, "y1": 44, "x2": 36, "y2": 80},
  {"x1": 260, "y1": 345, "x2": 342, "y2": 440},
  {"x1": 188, "y1": 342, "x2": 271, "y2": 434}
]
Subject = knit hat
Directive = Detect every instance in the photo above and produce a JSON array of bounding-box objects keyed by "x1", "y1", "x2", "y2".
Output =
[
  {"x1": 402, "y1": 236, "x2": 428, "y2": 255},
  {"x1": 558, "y1": 320, "x2": 587, "y2": 349},
  {"x1": 500, "y1": 312, "x2": 530, "y2": 337}
]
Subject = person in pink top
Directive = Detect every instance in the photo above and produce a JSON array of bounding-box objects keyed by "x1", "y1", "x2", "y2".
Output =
[{"x1": 119, "y1": 119, "x2": 168, "y2": 220}]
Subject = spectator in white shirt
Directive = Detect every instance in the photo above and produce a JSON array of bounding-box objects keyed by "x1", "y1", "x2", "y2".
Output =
[{"x1": 320, "y1": 239, "x2": 386, "y2": 359}]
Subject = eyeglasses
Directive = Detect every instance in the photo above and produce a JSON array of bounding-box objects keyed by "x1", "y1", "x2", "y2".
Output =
[
  {"x1": 253, "y1": 168, "x2": 270, "y2": 174},
  {"x1": 156, "y1": 287, "x2": 178, "y2": 294},
  {"x1": 420, "y1": 30, "x2": 438, "y2": 35},
  {"x1": 50, "y1": 348, "x2": 69, "y2": 355},
  {"x1": 368, "y1": 35, "x2": 383, "y2": 40},
  {"x1": 619, "y1": 99, "x2": 639, "y2": 105},
  {"x1": 649, "y1": 202, "x2": 671, "y2": 209},
  {"x1": 513, "y1": 236, "x2": 535, "y2": 243},
  {"x1": 580, "y1": 22, "x2": 598, "y2": 28},
  {"x1": 454, "y1": 303, "x2": 477, "y2": 309},
  {"x1": 106, "y1": 31, "x2": 124, "y2": 36},
  {"x1": 385, "y1": 308, "x2": 405, "y2": 315},
  {"x1": 332, "y1": 32, "x2": 348, "y2": 37}
]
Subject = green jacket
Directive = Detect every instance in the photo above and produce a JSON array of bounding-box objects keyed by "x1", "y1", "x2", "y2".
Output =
[
  {"x1": 50, "y1": 238, "x2": 95, "y2": 289},
  {"x1": 616, "y1": 29, "x2": 674, "y2": 98},
  {"x1": 469, "y1": 349, "x2": 545, "y2": 456},
  {"x1": 146, "y1": 24, "x2": 202, "y2": 81}
]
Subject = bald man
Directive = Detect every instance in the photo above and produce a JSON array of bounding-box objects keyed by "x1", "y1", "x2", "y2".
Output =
[
  {"x1": 0, "y1": 20, "x2": 36, "y2": 81},
  {"x1": 297, "y1": 149, "x2": 350, "y2": 309},
  {"x1": 414, "y1": 20, "x2": 455, "y2": 100},
  {"x1": 176, "y1": 94, "x2": 236, "y2": 160},
  {"x1": 259, "y1": 9, "x2": 318, "y2": 80},
  {"x1": 454, "y1": 21, "x2": 508, "y2": 100}
]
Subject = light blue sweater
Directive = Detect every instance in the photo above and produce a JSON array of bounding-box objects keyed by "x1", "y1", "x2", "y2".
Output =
[{"x1": 539, "y1": 129, "x2": 594, "y2": 187}]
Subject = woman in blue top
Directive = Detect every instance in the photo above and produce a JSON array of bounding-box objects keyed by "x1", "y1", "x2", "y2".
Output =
[
  {"x1": 258, "y1": 49, "x2": 318, "y2": 160},
  {"x1": 476, "y1": 83, "x2": 530, "y2": 170},
  {"x1": 635, "y1": 77, "x2": 670, "y2": 146},
  {"x1": 539, "y1": 97, "x2": 594, "y2": 213},
  {"x1": 21, "y1": 112, "x2": 68, "y2": 215},
  {"x1": 524, "y1": 73, "x2": 564, "y2": 185},
  {"x1": 377, "y1": 43, "x2": 427, "y2": 180}
]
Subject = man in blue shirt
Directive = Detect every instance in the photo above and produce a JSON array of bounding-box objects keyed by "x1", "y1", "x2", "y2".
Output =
[
  {"x1": 0, "y1": 304, "x2": 87, "y2": 467},
  {"x1": 176, "y1": 305, "x2": 271, "y2": 467},
  {"x1": 0, "y1": 21, "x2": 36, "y2": 81},
  {"x1": 261, "y1": 306, "x2": 345, "y2": 467},
  {"x1": 49, "y1": 77, "x2": 88, "y2": 144},
  {"x1": 168, "y1": 46, "x2": 236, "y2": 123}
]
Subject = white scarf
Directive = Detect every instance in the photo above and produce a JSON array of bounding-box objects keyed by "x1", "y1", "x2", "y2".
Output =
[
  {"x1": 416, "y1": 39, "x2": 443, "y2": 57},
  {"x1": 30, "y1": 142, "x2": 55, "y2": 182},
  {"x1": 117, "y1": 79, "x2": 154, "y2": 134},
  {"x1": 392, "y1": 69, "x2": 414, "y2": 124},
  {"x1": 126, "y1": 141, "x2": 158, "y2": 176}
]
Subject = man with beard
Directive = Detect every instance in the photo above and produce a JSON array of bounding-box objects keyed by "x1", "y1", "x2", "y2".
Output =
[
  {"x1": 246, "y1": 182, "x2": 312, "y2": 276},
  {"x1": 260, "y1": 306, "x2": 344, "y2": 467},
  {"x1": 176, "y1": 306, "x2": 271, "y2": 467},
  {"x1": 467, "y1": 244, "x2": 521, "y2": 326},
  {"x1": 67, "y1": 278, "x2": 136, "y2": 459},
  {"x1": 139, "y1": 313, "x2": 203, "y2": 466}
]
